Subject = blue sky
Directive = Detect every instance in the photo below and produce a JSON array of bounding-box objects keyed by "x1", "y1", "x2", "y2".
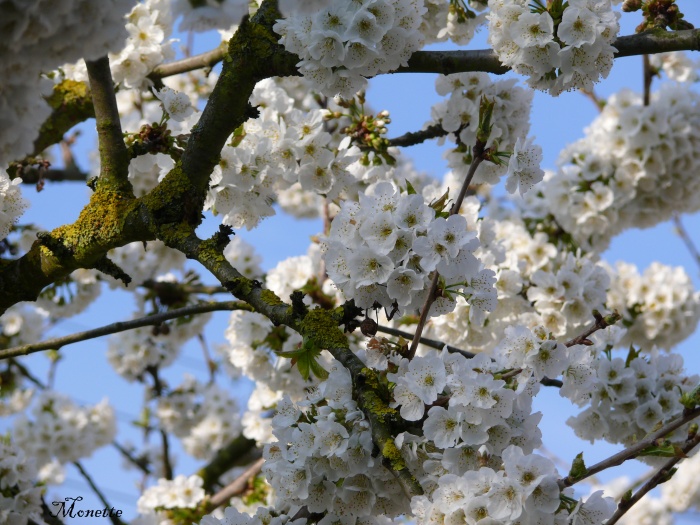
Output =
[{"x1": 10, "y1": 2, "x2": 700, "y2": 522}]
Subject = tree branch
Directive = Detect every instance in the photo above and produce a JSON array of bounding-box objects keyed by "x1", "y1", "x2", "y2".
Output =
[
  {"x1": 606, "y1": 432, "x2": 700, "y2": 525},
  {"x1": 388, "y1": 123, "x2": 450, "y2": 148},
  {"x1": 73, "y1": 461, "x2": 125, "y2": 525},
  {"x1": 376, "y1": 324, "x2": 476, "y2": 358},
  {"x1": 174, "y1": 1, "x2": 299, "y2": 201},
  {"x1": 112, "y1": 441, "x2": 151, "y2": 475},
  {"x1": 395, "y1": 28, "x2": 700, "y2": 76},
  {"x1": 197, "y1": 436, "x2": 259, "y2": 493},
  {"x1": 327, "y1": 344, "x2": 424, "y2": 499},
  {"x1": 559, "y1": 405, "x2": 700, "y2": 489},
  {"x1": 376, "y1": 325, "x2": 564, "y2": 387},
  {"x1": 150, "y1": 45, "x2": 227, "y2": 80},
  {"x1": 407, "y1": 141, "x2": 486, "y2": 359},
  {"x1": 208, "y1": 457, "x2": 265, "y2": 510},
  {"x1": 85, "y1": 56, "x2": 132, "y2": 193},
  {"x1": 0, "y1": 301, "x2": 252, "y2": 361},
  {"x1": 565, "y1": 310, "x2": 622, "y2": 347},
  {"x1": 673, "y1": 214, "x2": 700, "y2": 270},
  {"x1": 31, "y1": 80, "x2": 94, "y2": 157},
  {"x1": 17, "y1": 167, "x2": 88, "y2": 184}
]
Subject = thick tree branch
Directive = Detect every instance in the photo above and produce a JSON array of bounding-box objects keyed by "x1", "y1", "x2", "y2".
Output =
[
  {"x1": 31, "y1": 80, "x2": 94, "y2": 157},
  {"x1": 175, "y1": 1, "x2": 299, "y2": 201},
  {"x1": 327, "y1": 344, "x2": 424, "y2": 500},
  {"x1": 396, "y1": 28, "x2": 700, "y2": 76},
  {"x1": 85, "y1": 56, "x2": 132, "y2": 193},
  {"x1": 159, "y1": 227, "x2": 420, "y2": 497},
  {"x1": 0, "y1": 301, "x2": 252, "y2": 360},
  {"x1": 197, "y1": 436, "x2": 259, "y2": 493}
]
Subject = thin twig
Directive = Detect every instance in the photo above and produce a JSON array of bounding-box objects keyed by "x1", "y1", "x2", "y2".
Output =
[
  {"x1": 141, "y1": 279, "x2": 229, "y2": 296},
  {"x1": 673, "y1": 214, "x2": 700, "y2": 269},
  {"x1": 150, "y1": 45, "x2": 227, "y2": 80},
  {"x1": 9, "y1": 358, "x2": 46, "y2": 388},
  {"x1": 197, "y1": 333, "x2": 217, "y2": 383},
  {"x1": 606, "y1": 432, "x2": 700, "y2": 525},
  {"x1": 407, "y1": 150, "x2": 486, "y2": 359},
  {"x1": 375, "y1": 326, "x2": 564, "y2": 387},
  {"x1": 147, "y1": 366, "x2": 174, "y2": 480},
  {"x1": 208, "y1": 457, "x2": 265, "y2": 509},
  {"x1": 559, "y1": 405, "x2": 700, "y2": 489},
  {"x1": 387, "y1": 123, "x2": 450, "y2": 148},
  {"x1": 643, "y1": 54, "x2": 653, "y2": 106},
  {"x1": 579, "y1": 88, "x2": 605, "y2": 112},
  {"x1": 73, "y1": 461, "x2": 126, "y2": 525},
  {"x1": 0, "y1": 301, "x2": 252, "y2": 361},
  {"x1": 376, "y1": 324, "x2": 475, "y2": 358},
  {"x1": 112, "y1": 441, "x2": 151, "y2": 475},
  {"x1": 565, "y1": 310, "x2": 621, "y2": 347}
]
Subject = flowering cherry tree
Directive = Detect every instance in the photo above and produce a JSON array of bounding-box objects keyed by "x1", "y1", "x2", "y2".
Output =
[{"x1": 3, "y1": 1, "x2": 700, "y2": 524}]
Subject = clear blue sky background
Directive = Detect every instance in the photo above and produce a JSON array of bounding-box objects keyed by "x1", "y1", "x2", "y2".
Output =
[{"x1": 10, "y1": 2, "x2": 700, "y2": 522}]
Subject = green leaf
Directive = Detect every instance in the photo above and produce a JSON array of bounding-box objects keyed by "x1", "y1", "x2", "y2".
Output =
[
  {"x1": 639, "y1": 443, "x2": 685, "y2": 458},
  {"x1": 405, "y1": 179, "x2": 417, "y2": 195},
  {"x1": 569, "y1": 452, "x2": 587, "y2": 480}
]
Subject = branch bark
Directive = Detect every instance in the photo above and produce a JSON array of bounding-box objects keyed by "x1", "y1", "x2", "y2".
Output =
[
  {"x1": 558, "y1": 405, "x2": 700, "y2": 489},
  {"x1": 85, "y1": 56, "x2": 132, "y2": 193},
  {"x1": 0, "y1": 301, "x2": 252, "y2": 360}
]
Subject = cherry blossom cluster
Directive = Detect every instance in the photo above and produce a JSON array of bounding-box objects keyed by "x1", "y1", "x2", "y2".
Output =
[
  {"x1": 136, "y1": 474, "x2": 206, "y2": 518},
  {"x1": 156, "y1": 376, "x2": 242, "y2": 460},
  {"x1": 12, "y1": 391, "x2": 116, "y2": 483},
  {"x1": 421, "y1": 0, "x2": 488, "y2": 45},
  {"x1": 534, "y1": 84, "x2": 700, "y2": 251},
  {"x1": 566, "y1": 328, "x2": 698, "y2": 449},
  {"x1": 605, "y1": 261, "x2": 700, "y2": 350},
  {"x1": 262, "y1": 364, "x2": 410, "y2": 523},
  {"x1": 426, "y1": 208, "x2": 609, "y2": 353},
  {"x1": 109, "y1": 0, "x2": 176, "y2": 88},
  {"x1": 427, "y1": 73, "x2": 538, "y2": 191},
  {"x1": 0, "y1": 171, "x2": 29, "y2": 243},
  {"x1": 223, "y1": 310, "x2": 313, "y2": 443},
  {"x1": 411, "y1": 455, "x2": 614, "y2": 525},
  {"x1": 206, "y1": 79, "x2": 362, "y2": 229},
  {"x1": 487, "y1": 0, "x2": 620, "y2": 95},
  {"x1": 0, "y1": 0, "x2": 132, "y2": 166},
  {"x1": 390, "y1": 351, "x2": 543, "y2": 450},
  {"x1": 649, "y1": 51, "x2": 700, "y2": 83},
  {"x1": 381, "y1": 340, "x2": 614, "y2": 524},
  {"x1": 323, "y1": 181, "x2": 497, "y2": 316},
  {"x1": 273, "y1": 0, "x2": 427, "y2": 97},
  {"x1": 0, "y1": 305, "x2": 46, "y2": 348},
  {"x1": 0, "y1": 438, "x2": 45, "y2": 525}
]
